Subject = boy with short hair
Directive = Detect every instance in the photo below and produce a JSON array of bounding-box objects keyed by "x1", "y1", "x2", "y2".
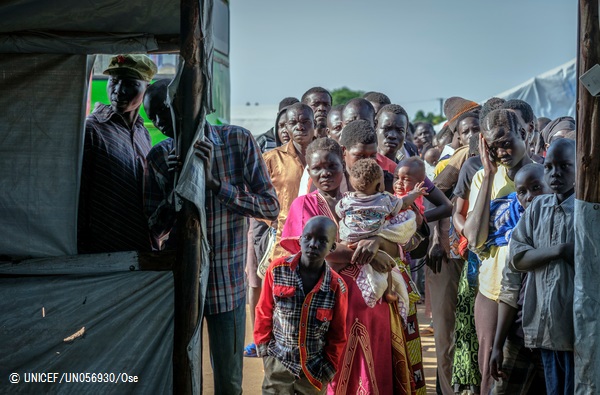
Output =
[
  {"x1": 509, "y1": 139, "x2": 576, "y2": 394},
  {"x1": 254, "y1": 216, "x2": 348, "y2": 394}
]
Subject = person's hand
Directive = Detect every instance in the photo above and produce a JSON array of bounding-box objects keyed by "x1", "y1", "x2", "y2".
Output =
[
  {"x1": 370, "y1": 250, "x2": 395, "y2": 273},
  {"x1": 167, "y1": 149, "x2": 182, "y2": 173},
  {"x1": 479, "y1": 134, "x2": 498, "y2": 176},
  {"x1": 410, "y1": 181, "x2": 429, "y2": 197},
  {"x1": 559, "y1": 242, "x2": 575, "y2": 266},
  {"x1": 194, "y1": 139, "x2": 221, "y2": 192},
  {"x1": 426, "y1": 242, "x2": 447, "y2": 273},
  {"x1": 348, "y1": 237, "x2": 380, "y2": 265},
  {"x1": 490, "y1": 345, "x2": 507, "y2": 381}
]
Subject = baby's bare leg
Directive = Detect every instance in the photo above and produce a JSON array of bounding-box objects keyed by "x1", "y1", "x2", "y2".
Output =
[{"x1": 384, "y1": 272, "x2": 398, "y2": 303}]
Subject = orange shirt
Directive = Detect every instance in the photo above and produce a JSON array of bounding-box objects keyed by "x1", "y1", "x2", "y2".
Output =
[{"x1": 263, "y1": 142, "x2": 305, "y2": 261}]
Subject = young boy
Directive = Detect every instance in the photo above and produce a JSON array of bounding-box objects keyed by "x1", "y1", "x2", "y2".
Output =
[
  {"x1": 254, "y1": 216, "x2": 348, "y2": 394},
  {"x1": 509, "y1": 139, "x2": 576, "y2": 394},
  {"x1": 488, "y1": 163, "x2": 551, "y2": 393}
]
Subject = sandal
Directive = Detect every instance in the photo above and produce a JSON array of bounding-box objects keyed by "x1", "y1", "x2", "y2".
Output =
[{"x1": 243, "y1": 343, "x2": 258, "y2": 358}]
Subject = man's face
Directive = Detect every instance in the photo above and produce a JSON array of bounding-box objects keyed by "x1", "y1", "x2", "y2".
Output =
[
  {"x1": 414, "y1": 124, "x2": 434, "y2": 149},
  {"x1": 512, "y1": 109, "x2": 534, "y2": 141},
  {"x1": 277, "y1": 113, "x2": 290, "y2": 144},
  {"x1": 483, "y1": 127, "x2": 527, "y2": 169},
  {"x1": 144, "y1": 92, "x2": 174, "y2": 138},
  {"x1": 326, "y1": 111, "x2": 343, "y2": 142},
  {"x1": 456, "y1": 117, "x2": 480, "y2": 147},
  {"x1": 107, "y1": 76, "x2": 147, "y2": 115},
  {"x1": 342, "y1": 104, "x2": 374, "y2": 128},
  {"x1": 286, "y1": 107, "x2": 315, "y2": 147},
  {"x1": 375, "y1": 112, "x2": 407, "y2": 158},
  {"x1": 343, "y1": 142, "x2": 378, "y2": 170},
  {"x1": 305, "y1": 92, "x2": 331, "y2": 130}
]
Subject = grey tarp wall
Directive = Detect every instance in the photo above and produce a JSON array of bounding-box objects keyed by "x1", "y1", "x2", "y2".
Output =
[
  {"x1": 0, "y1": 54, "x2": 88, "y2": 258},
  {"x1": 574, "y1": 200, "x2": 600, "y2": 394},
  {"x1": 0, "y1": 253, "x2": 174, "y2": 394}
]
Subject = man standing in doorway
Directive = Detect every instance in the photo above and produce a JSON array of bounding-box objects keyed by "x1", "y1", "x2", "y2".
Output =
[{"x1": 79, "y1": 54, "x2": 157, "y2": 253}]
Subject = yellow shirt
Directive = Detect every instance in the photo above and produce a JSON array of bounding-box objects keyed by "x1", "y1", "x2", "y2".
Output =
[
  {"x1": 263, "y1": 142, "x2": 305, "y2": 261},
  {"x1": 467, "y1": 166, "x2": 515, "y2": 301}
]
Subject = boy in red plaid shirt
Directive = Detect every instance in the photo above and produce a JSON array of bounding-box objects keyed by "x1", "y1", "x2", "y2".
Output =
[{"x1": 254, "y1": 216, "x2": 348, "y2": 394}]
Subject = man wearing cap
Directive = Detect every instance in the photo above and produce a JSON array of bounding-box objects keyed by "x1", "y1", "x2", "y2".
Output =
[{"x1": 78, "y1": 54, "x2": 157, "y2": 253}]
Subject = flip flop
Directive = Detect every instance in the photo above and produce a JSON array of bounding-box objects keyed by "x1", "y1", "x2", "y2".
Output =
[{"x1": 243, "y1": 343, "x2": 258, "y2": 358}]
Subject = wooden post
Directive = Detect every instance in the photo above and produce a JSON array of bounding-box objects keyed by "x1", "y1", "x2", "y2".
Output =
[
  {"x1": 173, "y1": 0, "x2": 204, "y2": 393},
  {"x1": 577, "y1": 0, "x2": 600, "y2": 202}
]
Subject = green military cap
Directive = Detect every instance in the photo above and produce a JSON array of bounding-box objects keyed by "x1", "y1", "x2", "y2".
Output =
[{"x1": 103, "y1": 54, "x2": 158, "y2": 82}]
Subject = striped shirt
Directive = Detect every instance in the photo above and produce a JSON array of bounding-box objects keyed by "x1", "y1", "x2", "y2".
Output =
[
  {"x1": 78, "y1": 103, "x2": 152, "y2": 253},
  {"x1": 254, "y1": 253, "x2": 348, "y2": 390},
  {"x1": 203, "y1": 125, "x2": 280, "y2": 314}
]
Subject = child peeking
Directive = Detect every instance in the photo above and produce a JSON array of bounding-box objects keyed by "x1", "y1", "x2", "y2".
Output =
[
  {"x1": 335, "y1": 158, "x2": 427, "y2": 310},
  {"x1": 254, "y1": 216, "x2": 348, "y2": 394}
]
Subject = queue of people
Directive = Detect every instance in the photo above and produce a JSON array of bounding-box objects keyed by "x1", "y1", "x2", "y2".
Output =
[{"x1": 78, "y1": 54, "x2": 577, "y2": 395}]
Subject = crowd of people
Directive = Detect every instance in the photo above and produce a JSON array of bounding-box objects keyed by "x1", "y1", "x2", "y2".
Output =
[{"x1": 79, "y1": 54, "x2": 577, "y2": 395}]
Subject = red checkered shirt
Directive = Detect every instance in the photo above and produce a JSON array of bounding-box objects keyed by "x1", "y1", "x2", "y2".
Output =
[{"x1": 254, "y1": 253, "x2": 348, "y2": 391}]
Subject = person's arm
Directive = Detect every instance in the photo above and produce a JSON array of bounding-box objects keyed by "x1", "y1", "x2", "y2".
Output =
[
  {"x1": 324, "y1": 276, "x2": 349, "y2": 377},
  {"x1": 423, "y1": 186, "x2": 452, "y2": 223},
  {"x1": 464, "y1": 136, "x2": 497, "y2": 249},
  {"x1": 194, "y1": 132, "x2": 280, "y2": 221},
  {"x1": 452, "y1": 197, "x2": 469, "y2": 236},
  {"x1": 254, "y1": 265, "x2": 275, "y2": 357},
  {"x1": 489, "y1": 302, "x2": 518, "y2": 381},
  {"x1": 512, "y1": 243, "x2": 574, "y2": 271},
  {"x1": 400, "y1": 182, "x2": 428, "y2": 210},
  {"x1": 145, "y1": 145, "x2": 177, "y2": 245}
]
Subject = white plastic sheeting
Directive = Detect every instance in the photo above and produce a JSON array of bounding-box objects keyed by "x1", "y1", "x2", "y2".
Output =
[
  {"x1": 574, "y1": 200, "x2": 600, "y2": 394},
  {"x1": 496, "y1": 59, "x2": 576, "y2": 120},
  {"x1": 0, "y1": 54, "x2": 89, "y2": 258}
]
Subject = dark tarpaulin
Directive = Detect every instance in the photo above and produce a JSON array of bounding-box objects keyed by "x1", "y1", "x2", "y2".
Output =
[{"x1": 0, "y1": 253, "x2": 174, "y2": 394}]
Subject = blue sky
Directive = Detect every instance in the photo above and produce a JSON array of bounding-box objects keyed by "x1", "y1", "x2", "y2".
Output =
[{"x1": 229, "y1": 0, "x2": 576, "y2": 119}]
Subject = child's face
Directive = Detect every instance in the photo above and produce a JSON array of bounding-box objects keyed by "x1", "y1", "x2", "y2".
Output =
[
  {"x1": 300, "y1": 221, "x2": 336, "y2": 263},
  {"x1": 393, "y1": 165, "x2": 424, "y2": 195},
  {"x1": 424, "y1": 149, "x2": 440, "y2": 166},
  {"x1": 515, "y1": 169, "x2": 552, "y2": 208},
  {"x1": 544, "y1": 142, "x2": 576, "y2": 197}
]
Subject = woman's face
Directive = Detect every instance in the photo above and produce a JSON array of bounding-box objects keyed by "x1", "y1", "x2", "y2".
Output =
[{"x1": 307, "y1": 150, "x2": 344, "y2": 194}]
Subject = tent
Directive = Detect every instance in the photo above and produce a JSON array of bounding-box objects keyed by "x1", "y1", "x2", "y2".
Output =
[
  {"x1": 0, "y1": 1, "x2": 213, "y2": 393},
  {"x1": 496, "y1": 58, "x2": 576, "y2": 120}
]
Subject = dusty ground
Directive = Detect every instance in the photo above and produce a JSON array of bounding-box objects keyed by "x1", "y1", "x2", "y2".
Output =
[{"x1": 201, "y1": 303, "x2": 438, "y2": 394}]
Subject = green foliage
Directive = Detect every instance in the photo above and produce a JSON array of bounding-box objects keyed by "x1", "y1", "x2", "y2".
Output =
[
  {"x1": 331, "y1": 87, "x2": 365, "y2": 106},
  {"x1": 412, "y1": 110, "x2": 446, "y2": 125}
]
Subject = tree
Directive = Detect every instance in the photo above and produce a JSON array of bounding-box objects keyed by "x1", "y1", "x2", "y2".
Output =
[
  {"x1": 412, "y1": 110, "x2": 445, "y2": 125},
  {"x1": 331, "y1": 87, "x2": 365, "y2": 106}
]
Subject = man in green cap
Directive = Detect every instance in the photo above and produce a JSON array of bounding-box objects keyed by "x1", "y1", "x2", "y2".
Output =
[{"x1": 78, "y1": 54, "x2": 158, "y2": 253}]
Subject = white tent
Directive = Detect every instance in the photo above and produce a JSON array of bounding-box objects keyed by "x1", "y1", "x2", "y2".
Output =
[{"x1": 496, "y1": 58, "x2": 576, "y2": 120}]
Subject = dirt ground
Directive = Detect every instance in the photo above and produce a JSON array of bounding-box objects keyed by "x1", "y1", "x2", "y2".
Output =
[{"x1": 201, "y1": 303, "x2": 438, "y2": 394}]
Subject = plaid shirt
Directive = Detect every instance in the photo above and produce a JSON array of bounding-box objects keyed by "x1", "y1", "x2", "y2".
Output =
[
  {"x1": 254, "y1": 253, "x2": 348, "y2": 390},
  {"x1": 203, "y1": 125, "x2": 280, "y2": 314}
]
